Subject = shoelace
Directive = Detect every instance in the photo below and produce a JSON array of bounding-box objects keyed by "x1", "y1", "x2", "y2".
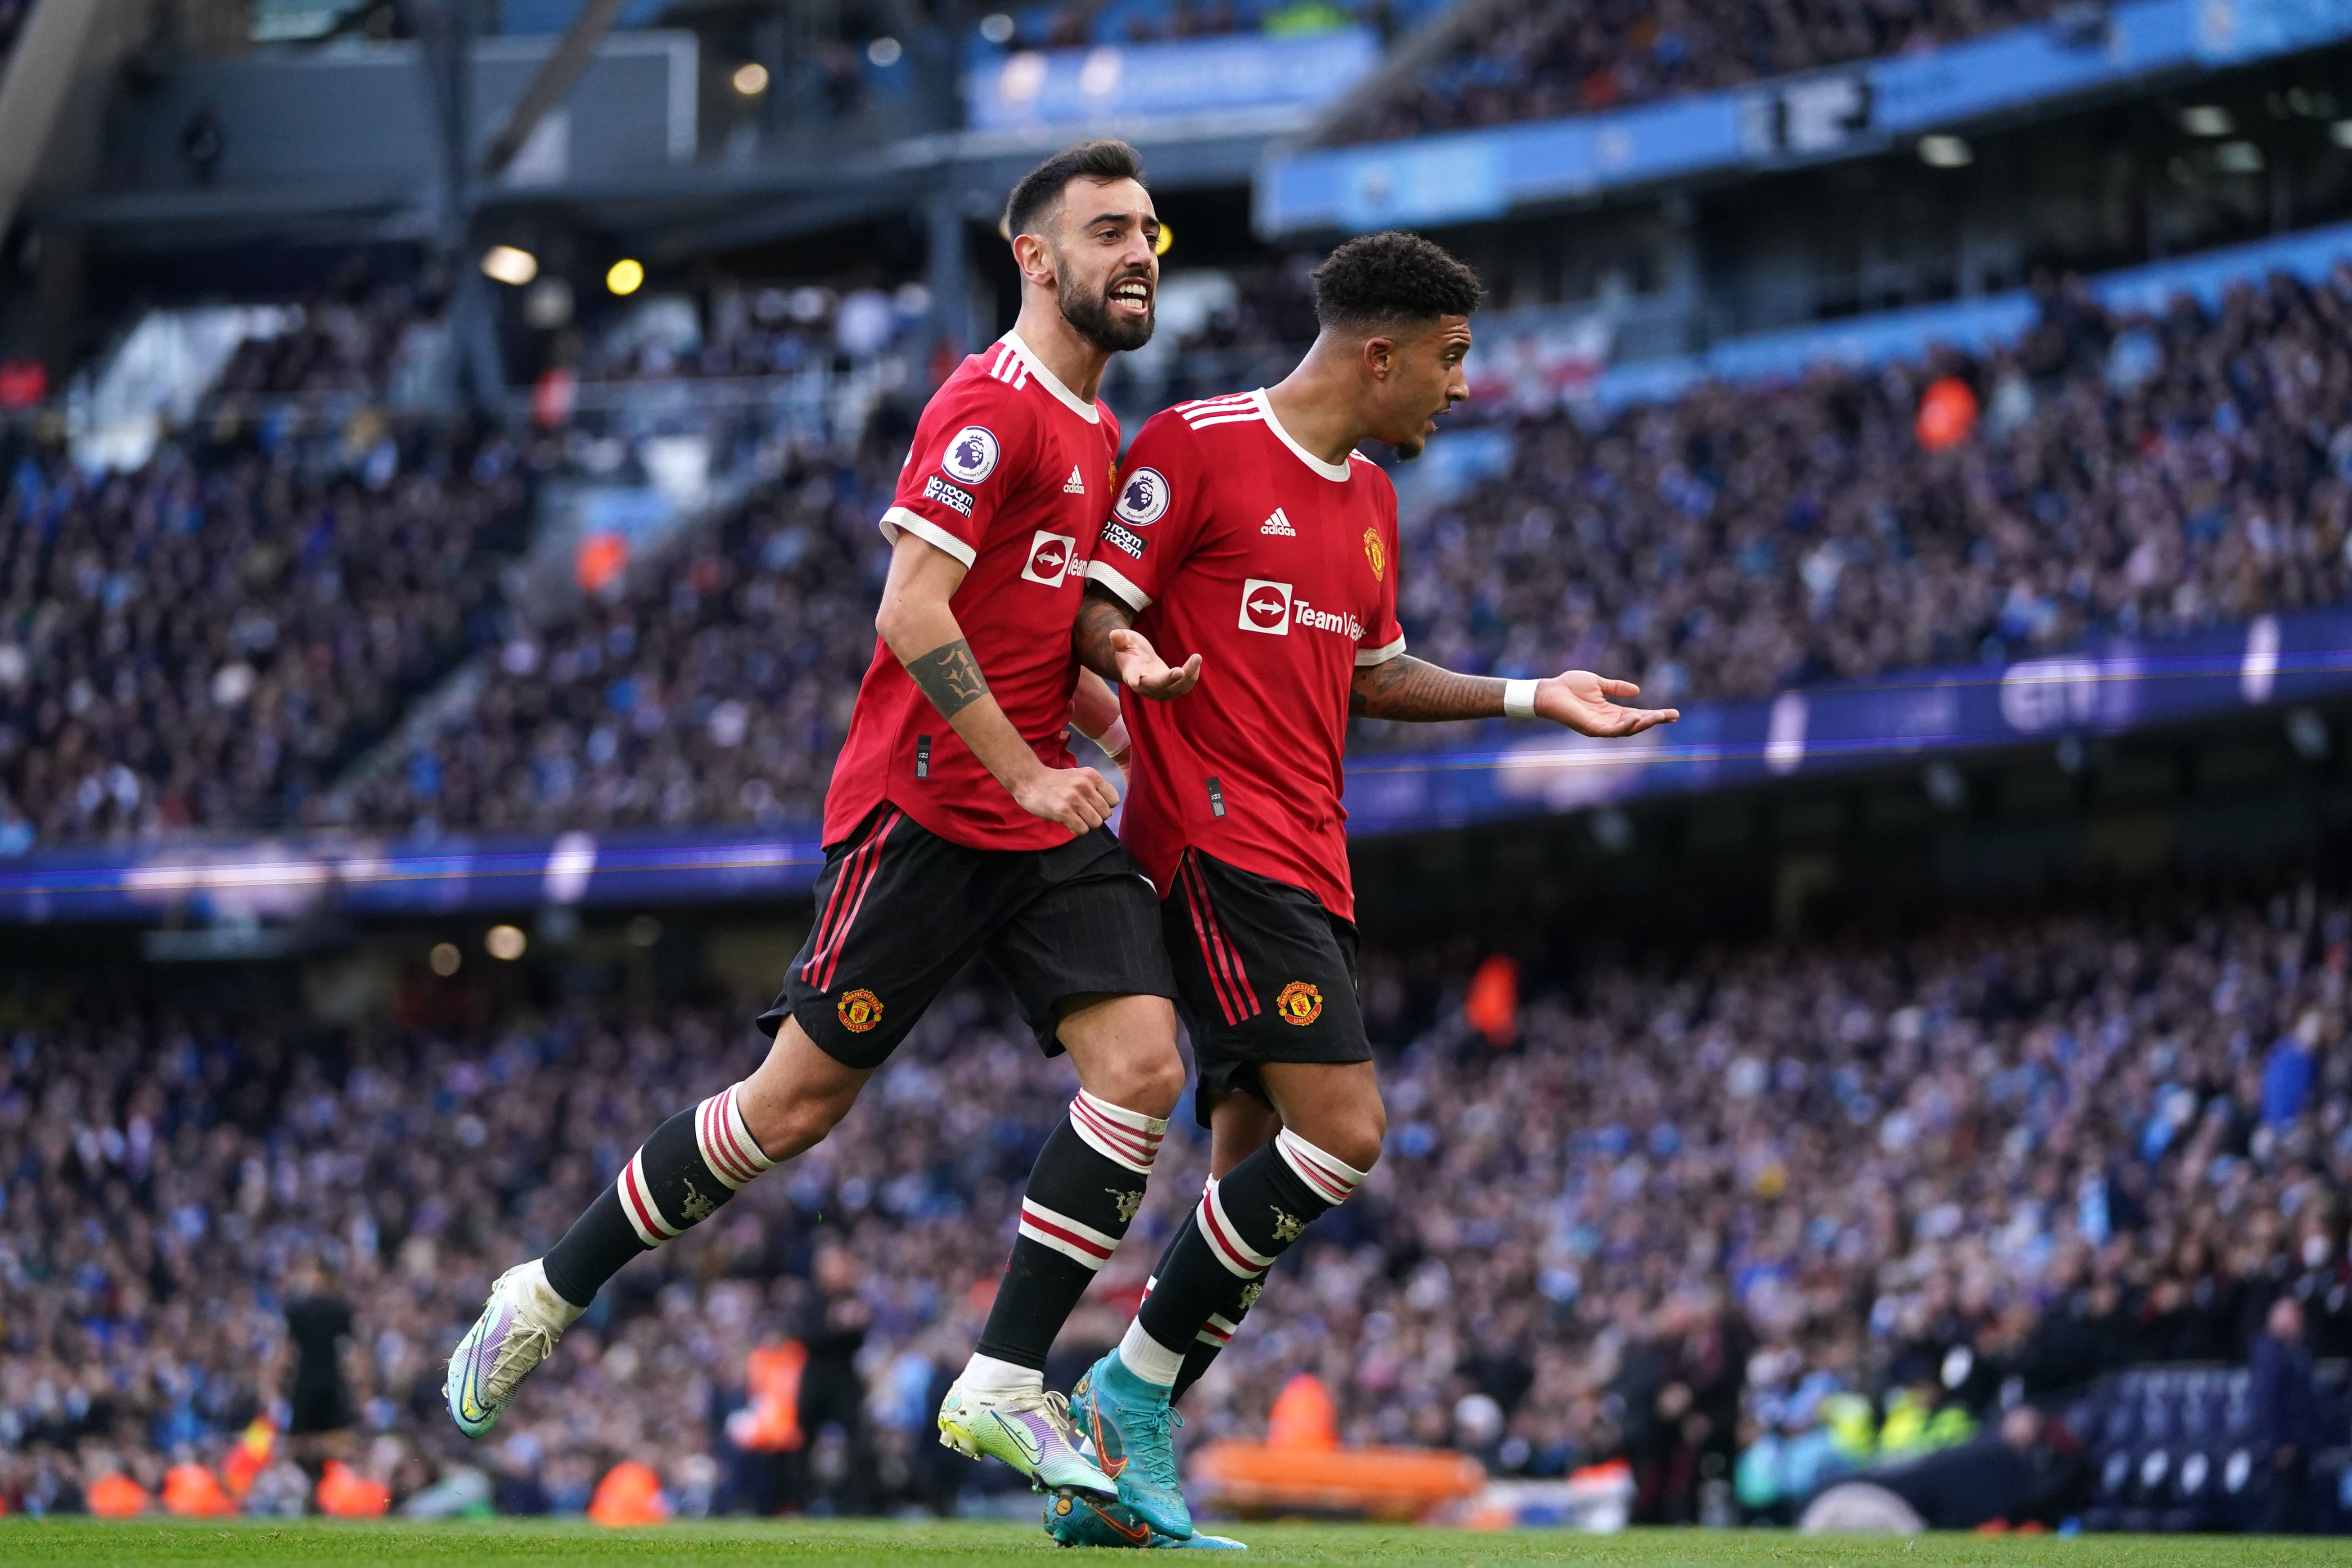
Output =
[
  {"x1": 1039, "y1": 1389, "x2": 1082, "y2": 1443},
  {"x1": 1127, "y1": 1401, "x2": 1185, "y2": 1493},
  {"x1": 485, "y1": 1322, "x2": 557, "y2": 1403}
]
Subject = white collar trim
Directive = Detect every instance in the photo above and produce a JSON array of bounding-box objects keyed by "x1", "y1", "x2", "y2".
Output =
[
  {"x1": 1000, "y1": 331, "x2": 1100, "y2": 424},
  {"x1": 1254, "y1": 390, "x2": 1352, "y2": 482}
]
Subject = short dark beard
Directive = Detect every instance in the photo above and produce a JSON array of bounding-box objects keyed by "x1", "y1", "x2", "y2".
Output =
[{"x1": 1055, "y1": 251, "x2": 1155, "y2": 353}]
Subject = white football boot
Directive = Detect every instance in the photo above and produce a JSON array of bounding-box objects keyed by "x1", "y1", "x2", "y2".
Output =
[{"x1": 445, "y1": 1259, "x2": 583, "y2": 1438}]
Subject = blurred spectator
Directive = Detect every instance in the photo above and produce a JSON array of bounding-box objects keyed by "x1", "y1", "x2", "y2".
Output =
[
  {"x1": 1870, "y1": 1403, "x2": 2084, "y2": 1530},
  {"x1": 1334, "y1": 0, "x2": 2064, "y2": 144},
  {"x1": 2249, "y1": 1296, "x2": 2324, "y2": 1531},
  {"x1": 283, "y1": 1262, "x2": 358, "y2": 1474},
  {"x1": 789, "y1": 1243, "x2": 877, "y2": 1514}
]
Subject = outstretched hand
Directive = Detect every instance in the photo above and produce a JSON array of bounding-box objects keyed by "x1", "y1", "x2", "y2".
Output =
[
  {"x1": 1109, "y1": 627, "x2": 1202, "y2": 701},
  {"x1": 1538, "y1": 671, "x2": 1679, "y2": 737}
]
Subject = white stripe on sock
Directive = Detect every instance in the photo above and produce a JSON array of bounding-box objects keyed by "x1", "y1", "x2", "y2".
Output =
[
  {"x1": 1068, "y1": 1090, "x2": 1166, "y2": 1175},
  {"x1": 1018, "y1": 1200, "x2": 1120, "y2": 1270},
  {"x1": 723, "y1": 1085, "x2": 775, "y2": 1171},
  {"x1": 695, "y1": 1094, "x2": 757, "y2": 1189},
  {"x1": 1194, "y1": 1185, "x2": 1273, "y2": 1278},
  {"x1": 1274, "y1": 1128, "x2": 1365, "y2": 1203},
  {"x1": 615, "y1": 1152, "x2": 676, "y2": 1246}
]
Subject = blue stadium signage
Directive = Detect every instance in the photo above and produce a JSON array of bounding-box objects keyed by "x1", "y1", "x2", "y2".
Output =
[{"x1": 5, "y1": 611, "x2": 2352, "y2": 921}]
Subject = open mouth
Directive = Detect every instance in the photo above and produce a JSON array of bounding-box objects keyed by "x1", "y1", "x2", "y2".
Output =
[{"x1": 1108, "y1": 276, "x2": 1153, "y2": 316}]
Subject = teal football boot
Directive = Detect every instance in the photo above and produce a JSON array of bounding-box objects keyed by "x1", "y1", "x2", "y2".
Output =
[{"x1": 1070, "y1": 1349, "x2": 1194, "y2": 1541}]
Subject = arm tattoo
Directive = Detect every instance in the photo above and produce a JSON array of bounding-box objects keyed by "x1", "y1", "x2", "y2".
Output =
[
  {"x1": 909, "y1": 637, "x2": 990, "y2": 719},
  {"x1": 1074, "y1": 584, "x2": 1138, "y2": 681},
  {"x1": 1350, "y1": 655, "x2": 1505, "y2": 721}
]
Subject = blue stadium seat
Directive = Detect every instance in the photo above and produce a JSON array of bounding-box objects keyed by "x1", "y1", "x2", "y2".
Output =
[{"x1": 2082, "y1": 1367, "x2": 2267, "y2": 1532}]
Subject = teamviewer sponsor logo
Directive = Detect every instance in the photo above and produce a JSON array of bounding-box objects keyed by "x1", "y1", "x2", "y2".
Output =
[
  {"x1": 1239, "y1": 578, "x2": 1292, "y2": 634},
  {"x1": 1023, "y1": 530, "x2": 1077, "y2": 586}
]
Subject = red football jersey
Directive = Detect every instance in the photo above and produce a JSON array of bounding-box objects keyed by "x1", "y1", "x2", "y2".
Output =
[
  {"x1": 825, "y1": 332, "x2": 1120, "y2": 852},
  {"x1": 1086, "y1": 390, "x2": 1405, "y2": 922}
]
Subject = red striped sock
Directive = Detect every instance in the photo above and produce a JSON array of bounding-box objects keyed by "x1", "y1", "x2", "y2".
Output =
[{"x1": 976, "y1": 1091, "x2": 1168, "y2": 1372}]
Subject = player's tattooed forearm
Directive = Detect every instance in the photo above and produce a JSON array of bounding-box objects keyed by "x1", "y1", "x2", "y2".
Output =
[
  {"x1": 1349, "y1": 655, "x2": 1504, "y2": 721},
  {"x1": 1073, "y1": 586, "x2": 1138, "y2": 680},
  {"x1": 911, "y1": 637, "x2": 990, "y2": 718}
]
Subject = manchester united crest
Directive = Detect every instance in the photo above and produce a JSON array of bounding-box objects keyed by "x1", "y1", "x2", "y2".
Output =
[
  {"x1": 837, "y1": 988, "x2": 885, "y2": 1033},
  {"x1": 1363, "y1": 527, "x2": 1385, "y2": 582},
  {"x1": 1275, "y1": 980, "x2": 1323, "y2": 1027}
]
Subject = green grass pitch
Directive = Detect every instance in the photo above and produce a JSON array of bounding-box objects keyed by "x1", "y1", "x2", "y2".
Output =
[{"x1": 2, "y1": 1519, "x2": 2346, "y2": 1567}]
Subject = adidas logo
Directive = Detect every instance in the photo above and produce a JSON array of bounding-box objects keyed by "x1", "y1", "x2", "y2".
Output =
[
  {"x1": 1260, "y1": 508, "x2": 1295, "y2": 536},
  {"x1": 1063, "y1": 465, "x2": 1086, "y2": 495}
]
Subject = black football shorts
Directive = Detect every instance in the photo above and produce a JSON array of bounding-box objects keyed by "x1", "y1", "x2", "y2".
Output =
[
  {"x1": 758, "y1": 804, "x2": 1176, "y2": 1070},
  {"x1": 1161, "y1": 847, "x2": 1370, "y2": 1124}
]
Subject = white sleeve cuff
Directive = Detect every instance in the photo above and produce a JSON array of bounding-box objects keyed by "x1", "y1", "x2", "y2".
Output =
[
  {"x1": 878, "y1": 506, "x2": 977, "y2": 569},
  {"x1": 1084, "y1": 559, "x2": 1153, "y2": 612},
  {"x1": 1354, "y1": 635, "x2": 1407, "y2": 667}
]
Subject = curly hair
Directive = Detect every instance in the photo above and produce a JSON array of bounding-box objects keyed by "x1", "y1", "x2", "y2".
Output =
[
  {"x1": 1310, "y1": 231, "x2": 1485, "y2": 331},
  {"x1": 1004, "y1": 140, "x2": 1148, "y2": 239}
]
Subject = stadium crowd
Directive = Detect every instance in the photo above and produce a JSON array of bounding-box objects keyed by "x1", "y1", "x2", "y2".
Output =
[
  {"x1": 333, "y1": 266, "x2": 2352, "y2": 834},
  {"x1": 0, "y1": 419, "x2": 532, "y2": 847},
  {"x1": 341, "y1": 447, "x2": 893, "y2": 836},
  {"x1": 1331, "y1": 0, "x2": 2066, "y2": 143},
  {"x1": 1375, "y1": 267, "x2": 2352, "y2": 740},
  {"x1": 208, "y1": 272, "x2": 446, "y2": 402},
  {"x1": 0, "y1": 880, "x2": 2344, "y2": 1520}
]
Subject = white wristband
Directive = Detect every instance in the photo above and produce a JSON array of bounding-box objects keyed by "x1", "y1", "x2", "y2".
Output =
[
  {"x1": 1097, "y1": 716, "x2": 1130, "y2": 761},
  {"x1": 1502, "y1": 679, "x2": 1539, "y2": 719}
]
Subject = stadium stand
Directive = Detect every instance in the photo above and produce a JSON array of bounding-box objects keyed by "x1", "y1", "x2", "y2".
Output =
[
  {"x1": 0, "y1": 420, "x2": 533, "y2": 845},
  {"x1": 207, "y1": 275, "x2": 444, "y2": 402},
  {"x1": 8, "y1": 237, "x2": 2351, "y2": 849},
  {"x1": 1370, "y1": 267, "x2": 2352, "y2": 737},
  {"x1": 572, "y1": 280, "x2": 928, "y2": 386},
  {"x1": 331, "y1": 262, "x2": 2352, "y2": 838},
  {"x1": 340, "y1": 443, "x2": 893, "y2": 836},
  {"x1": 0, "y1": 881, "x2": 2344, "y2": 1520},
  {"x1": 1330, "y1": 0, "x2": 2066, "y2": 143}
]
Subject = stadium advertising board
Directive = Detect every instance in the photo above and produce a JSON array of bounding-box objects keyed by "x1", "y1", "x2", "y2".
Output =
[{"x1": 4, "y1": 611, "x2": 2347, "y2": 921}]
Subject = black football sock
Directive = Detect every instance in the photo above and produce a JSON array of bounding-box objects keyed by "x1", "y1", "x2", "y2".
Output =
[
  {"x1": 541, "y1": 1084, "x2": 775, "y2": 1308},
  {"x1": 1125, "y1": 1130, "x2": 1365, "y2": 1384},
  {"x1": 971, "y1": 1090, "x2": 1167, "y2": 1375},
  {"x1": 1140, "y1": 1210, "x2": 1251, "y2": 1402}
]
